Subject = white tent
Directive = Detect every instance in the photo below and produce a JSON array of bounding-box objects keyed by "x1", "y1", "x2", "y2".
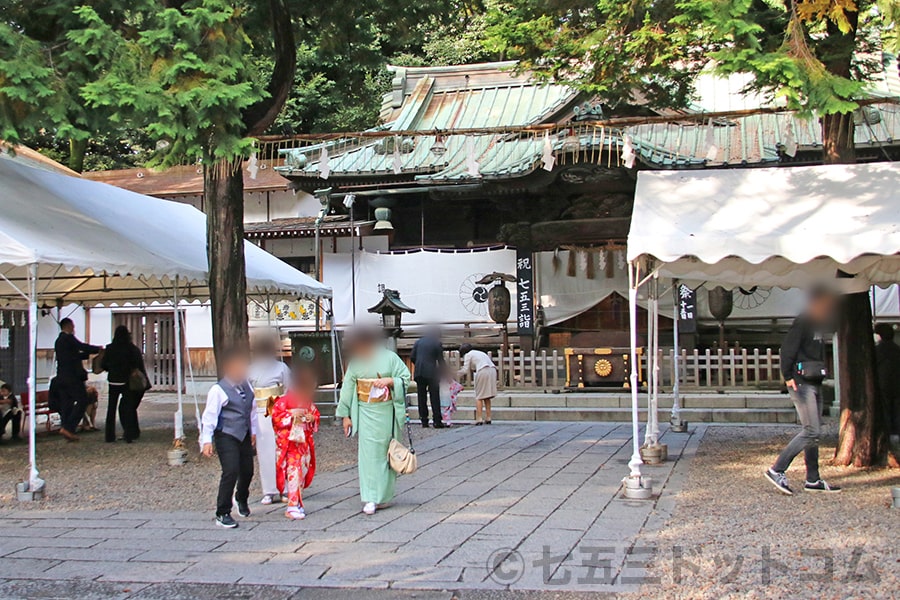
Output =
[
  {"x1": 628, "y1": 161, "x2": 900, "y2": 291},
  {"x1": 0, "y1": 157, "x2": 330, "y2": 305},
  {"x1": 0, "y1": 156, "x2": 332, "y2": 491},
  {"x1": 623, "y1": 161, "x2": 900, "y2": 494}
]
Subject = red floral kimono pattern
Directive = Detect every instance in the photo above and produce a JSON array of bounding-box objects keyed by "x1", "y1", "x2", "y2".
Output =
[{"x1": 272, "y1": 393, "x2": 320, "y2": 507}]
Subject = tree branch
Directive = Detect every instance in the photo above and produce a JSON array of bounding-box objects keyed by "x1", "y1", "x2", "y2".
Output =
[{"x1": 242, "y1": 0, "x2": 297, "y2": 136}]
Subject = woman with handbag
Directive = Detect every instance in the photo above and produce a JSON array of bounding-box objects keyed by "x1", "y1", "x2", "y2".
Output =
[
  {"x1": 101, "y1": 325, "x2": 149, "y2": 443},
  {"x1": 336, "y1": 328, "x2": 411, "y2": 515}
]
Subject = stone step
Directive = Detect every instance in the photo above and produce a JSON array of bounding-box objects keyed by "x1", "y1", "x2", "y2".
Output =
[
  {"x1": 406, "y1": 405, "x2": 798, "y2": 424},
  {"x1": 405, "y1": 391, "x2": 794, "y2": 411}
]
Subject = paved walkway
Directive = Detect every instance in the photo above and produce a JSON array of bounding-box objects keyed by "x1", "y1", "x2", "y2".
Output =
[{"x1": 0, "y1": 422, "x2": 705, "y2": 596}]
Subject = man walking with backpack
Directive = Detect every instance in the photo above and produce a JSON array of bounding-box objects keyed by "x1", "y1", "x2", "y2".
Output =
[{"x1": 765, "y1": 287, "x2": 841, "y2": 496}]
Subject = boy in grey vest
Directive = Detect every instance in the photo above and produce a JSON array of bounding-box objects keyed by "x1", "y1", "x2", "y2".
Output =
[{"x1": 201, "y1": 349, "x2": 258, "y2": 528}]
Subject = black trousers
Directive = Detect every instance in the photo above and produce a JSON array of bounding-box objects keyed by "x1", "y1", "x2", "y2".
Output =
[
  {"x1": 214, "y1": 431, "x2": 255, "y2": 516},
  {"x1": 56, "y1": 378, "x2": 89, "y2": 433},
  {"x1": 416, "y1": 376, "x2": 443, "y2": 426},
  {"x1": 1, "y1": 410, "x2": 22, "y2": 439},
  {"x1": 106, "y1": 385, "x2": 143, "y2": 442}
]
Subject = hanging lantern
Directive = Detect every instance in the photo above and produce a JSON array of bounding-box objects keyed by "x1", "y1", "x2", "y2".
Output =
[
  {"x1": 430, "y1": 135, "x2": 447, "y2": 156},
  {"x1": 487, "y1": 285, "x2": 511, "y2": 325},
  {"x1": 707, "y1": 286, "x2": 734, "y2": 322},
  {"x1": 476, "y1": 272, "x2": 516, "y2": 325}
]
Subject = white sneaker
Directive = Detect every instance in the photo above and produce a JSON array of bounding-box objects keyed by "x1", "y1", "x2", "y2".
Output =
[
  {"x1": 260, "y1": 495, "x2": 274, "y2": 505},
  {"x1": 363, "y1": 502, "x2": 376, "y2": 515}
]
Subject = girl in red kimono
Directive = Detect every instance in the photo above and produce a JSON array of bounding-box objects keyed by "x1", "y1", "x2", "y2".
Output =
[{"x1": 272, "y1": 367, "x2": 320, "y2": 520}]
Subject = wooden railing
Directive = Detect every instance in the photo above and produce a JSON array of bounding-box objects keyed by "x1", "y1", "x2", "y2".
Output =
[{"x1": 443, "y1": 347, "x2": 783, "y2": 390}]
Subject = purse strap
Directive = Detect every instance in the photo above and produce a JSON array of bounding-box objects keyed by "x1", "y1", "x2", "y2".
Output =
[{"x1": 389, "y1": 376, "x2": 415, "y2": 455}]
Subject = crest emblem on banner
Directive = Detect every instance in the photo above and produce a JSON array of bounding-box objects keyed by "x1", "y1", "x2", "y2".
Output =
[{"x1": 459, "y1": 274, "x2": 490, "y2": 316}]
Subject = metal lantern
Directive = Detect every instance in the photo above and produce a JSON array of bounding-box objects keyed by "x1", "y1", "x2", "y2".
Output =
[{"x1": 367, "y1": 289, "x2": 415, "y2": 333}]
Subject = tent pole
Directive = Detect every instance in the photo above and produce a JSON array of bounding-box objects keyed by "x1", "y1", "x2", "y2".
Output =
[
  {"x1": 328, "y1": 299, "x2": 339, "y2": 407},
  {"x1": 180, "y1": 309, "x2": 202, "y2": 431},
  {"x1": 27, "y1": 263, "x2": 42, "y2": 490},
  {"x1": 627, "y1": 262, "x2": 643, "y2": 479},
  {"x1": 173, "y1": 277, "x2": 184, "y2": 441},
  {"x1": 646, "y1": 273, "x2": 660, "y2": 447},
  {"x1": 643, "y1": 277, "x2": 654, "y2": 446},
  {"x1": 671, "y1": 280, "x2": 682, "y2": 425}
]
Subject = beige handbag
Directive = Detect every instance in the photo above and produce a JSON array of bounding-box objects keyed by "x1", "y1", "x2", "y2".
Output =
[
  {"x1": 387, "y1": 396, "x2": 417, "y2": 475},
  {"x1": 388, "y1": 438, "x2": 417, "y2": 474}
]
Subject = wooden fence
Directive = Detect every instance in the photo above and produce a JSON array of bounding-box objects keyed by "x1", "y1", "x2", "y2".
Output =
[{"x1": 443, "y1": 347, "x2": 782, "y2": 390}]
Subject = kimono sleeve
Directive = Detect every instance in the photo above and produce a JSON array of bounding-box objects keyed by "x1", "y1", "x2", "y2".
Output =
[
  {"x1": 271, "y1": 397, "x2": 292, "y2": 435},
  {"x1": 389, "y1": 351, "x2": 411, "y2": 435},
  {"x1": 389, "y1": 351, "x2": 411, "y2": 402},
  {"x1": 336, "y1": 362, "x2": 357, "y2": 419},
  {"x1": 309, "y1": 403, "x2": 321, "y2": 433}
]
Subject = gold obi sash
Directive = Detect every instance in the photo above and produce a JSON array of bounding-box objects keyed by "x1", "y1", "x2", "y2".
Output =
[{"x1": 254, "y1": 385, "x2": 285, "y2": 411}]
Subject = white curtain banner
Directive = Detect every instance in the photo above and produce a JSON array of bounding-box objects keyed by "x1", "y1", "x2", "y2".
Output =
[{"x1": 323, "y1": 248, "x2": 517, "y2": 327}]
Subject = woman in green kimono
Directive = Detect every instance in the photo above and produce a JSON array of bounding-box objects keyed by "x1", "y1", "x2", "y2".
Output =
[{"x1": 337, "y1": 329, "x2": 411, "y2": 515}]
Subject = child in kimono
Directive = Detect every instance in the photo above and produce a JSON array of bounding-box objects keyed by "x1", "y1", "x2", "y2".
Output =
[{"x1": 272, "y1": 366, "x2": 320, "y2": 520}]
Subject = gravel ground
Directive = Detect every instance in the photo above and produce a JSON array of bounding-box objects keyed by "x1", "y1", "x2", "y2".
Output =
[
  {"x1": 634, "y1": 422, "x2": 900, "y2": 599},
  {"x1": 0, "y1": 393, "x2": 441, "y2": 511}
]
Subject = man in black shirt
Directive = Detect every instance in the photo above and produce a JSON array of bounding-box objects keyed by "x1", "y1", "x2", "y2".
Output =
[
  {"x1": 874, "y1": 323, "x2": 900, "y2": 443},
  {"x1": 52, "y1": 318, "x2": 101, "y2": 441},
  {"x1": 410, "y1": 327, "x2": 446, "y2": 428},
  {"x1": 765, "y1": 288, "x2": 841, "y2": 495}
]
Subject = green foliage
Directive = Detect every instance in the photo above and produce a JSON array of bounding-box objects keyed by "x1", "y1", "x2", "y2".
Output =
[
  {"x1": 485, "y1": 0, "x2": 898, "y2": 115},
  {"x1": 74, "y1": 1, "x2": 267, "y2": 165},
  {"x1": 0, "y1": 0, "x2": 472, "y2": 168},
  {"x1": 484, "y1": 0, "x2": 704, "y2": 109}
]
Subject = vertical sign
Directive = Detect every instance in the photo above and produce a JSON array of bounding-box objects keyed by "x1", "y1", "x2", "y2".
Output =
[
  {"x1": 516, "y1": 249, "x2": 534, "y2": 335},
  {"x1": 677, "y1": 284, "x2": 697, "y2": 334}
]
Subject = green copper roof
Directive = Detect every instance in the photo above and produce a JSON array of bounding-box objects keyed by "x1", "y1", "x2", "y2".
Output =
[{"x1": 276, "y1": 58, "x2": 900, "y2": 181}]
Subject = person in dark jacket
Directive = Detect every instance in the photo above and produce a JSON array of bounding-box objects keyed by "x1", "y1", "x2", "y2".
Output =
[
  {"x1": 0, "y1": 383, "x2": 23, "y2": 441},
  {"x1": 765, "y1": 288, "x2": 841, "y2": 496},
  {"x1": 874, "y1": 323, "x2": 900, "y2": 441},
  {"x1": 53, "y1": 318, "x2": 101, "y2": 442},
  {"x1": 101, "y1": 325, "x2": 148, "y2": 443},
  {"x1": 410, "y1": 327, "x2": 446, "y2": 428}
]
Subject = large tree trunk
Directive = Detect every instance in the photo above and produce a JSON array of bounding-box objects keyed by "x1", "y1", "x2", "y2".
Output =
[
  {"x1": 200, "y1": 0, "x2": 295, "y2": 376},
  {"x1": 833, "y1": 292, "x2": 893, "y2": 465},
  {"x1": 823, "y1": 111, "x2": 895, "y2": 467},
  {"x1": 204, "y1": 158, "x2": 249, "y2": 374}
]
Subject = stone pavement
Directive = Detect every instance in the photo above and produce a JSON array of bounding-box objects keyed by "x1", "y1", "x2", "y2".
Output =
[{"x1": 0, "y1": 422, "x2": 706, "y2": 597}]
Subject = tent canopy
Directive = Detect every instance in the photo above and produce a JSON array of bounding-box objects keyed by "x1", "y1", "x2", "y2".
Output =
[
  {"x1": 0, "y1": 156, "x2": 331, "y2": 305},
  {"x1": 628, "y1": 161, "x2": 900, "y2": 291}
]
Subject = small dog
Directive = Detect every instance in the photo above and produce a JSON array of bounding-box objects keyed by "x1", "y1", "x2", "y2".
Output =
[{"x1": 80, "y1": 385, "x2": 99, "y2": 431}]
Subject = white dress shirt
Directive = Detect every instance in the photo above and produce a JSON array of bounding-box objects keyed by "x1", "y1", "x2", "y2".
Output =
[{"x1": 199, "y1": 380, "x2": 259, "y2": 446}]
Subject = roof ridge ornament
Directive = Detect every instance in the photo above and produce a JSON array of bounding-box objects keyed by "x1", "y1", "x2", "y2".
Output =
[{"x1": 573, "y1": 101, "x2": 604, "y2": 122}]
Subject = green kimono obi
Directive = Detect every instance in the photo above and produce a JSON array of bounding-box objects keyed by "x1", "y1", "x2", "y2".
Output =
[{"x1": 336, "y1": 347, "x2": 411, "y2": 504}]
